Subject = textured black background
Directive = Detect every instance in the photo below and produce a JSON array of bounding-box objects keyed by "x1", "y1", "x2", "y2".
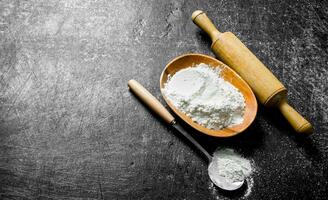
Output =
[{"x1": 0, "y1": 0, "x2": 327, "y2": 199}]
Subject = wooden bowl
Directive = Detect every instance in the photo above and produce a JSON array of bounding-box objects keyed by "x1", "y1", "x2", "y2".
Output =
[{"x1": 160, "y1": 53, "x2": 257, "y2": 137}]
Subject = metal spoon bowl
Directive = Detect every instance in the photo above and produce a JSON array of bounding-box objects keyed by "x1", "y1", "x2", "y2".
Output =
[{"x1": 208, "y1": 157, "x2": 245, "y2": 191}]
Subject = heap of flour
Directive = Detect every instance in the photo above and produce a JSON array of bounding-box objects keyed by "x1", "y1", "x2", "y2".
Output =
[
  {"x1": 163, "y1": 63, "x2": 245, "y2": 130},
  {"x1": 208, "y1": 148, "x2": 254, "y2": 195}
]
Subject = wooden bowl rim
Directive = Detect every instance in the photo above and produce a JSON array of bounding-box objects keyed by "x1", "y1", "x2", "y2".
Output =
[{"x1": 160, "y1": 53, "x2": 258, "y2": 137}]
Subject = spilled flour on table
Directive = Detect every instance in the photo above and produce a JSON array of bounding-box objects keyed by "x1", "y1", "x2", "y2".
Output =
[{"x1": 163, "y1": 63, "x2": 245, "y2": 130}]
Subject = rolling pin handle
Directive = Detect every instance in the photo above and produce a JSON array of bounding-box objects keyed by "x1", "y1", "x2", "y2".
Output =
[
  {"x1": 278, "y1": 100, "x2": 313, "y2": 134},
  {"x1": 191, "y1": 10, "x2": 221, "y2": 42}
]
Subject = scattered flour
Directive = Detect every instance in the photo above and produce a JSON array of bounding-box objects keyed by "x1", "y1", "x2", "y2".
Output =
[
  {"x1": 163, "y1": 63, "x2": 245, "y2": 130},
  {"x1": 244, "y1": 177, "x2": 254, "y2": 198}
]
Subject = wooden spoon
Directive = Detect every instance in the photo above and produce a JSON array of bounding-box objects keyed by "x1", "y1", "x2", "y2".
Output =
[{"x1": 160, "y1": 53, "x2": 258, "y2": 137}]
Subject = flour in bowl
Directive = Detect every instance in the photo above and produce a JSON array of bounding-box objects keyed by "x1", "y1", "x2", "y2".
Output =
[{"x1": 162, "y1": 63, "x2": 245, "y2": 130}]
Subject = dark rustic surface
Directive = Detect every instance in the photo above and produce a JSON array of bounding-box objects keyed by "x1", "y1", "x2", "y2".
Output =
[{"x1": 0, "y1": 0, "x2": 327, "y2": 199}]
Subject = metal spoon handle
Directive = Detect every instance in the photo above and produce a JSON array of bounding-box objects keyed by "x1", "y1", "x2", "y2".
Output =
[{"x1": 172, "y1": 123, "x2": 212, "y2": 162}]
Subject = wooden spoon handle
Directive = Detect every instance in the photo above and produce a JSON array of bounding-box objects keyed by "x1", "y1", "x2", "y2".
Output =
[
  {"x1": 191, "y1": 10, "x2": 221, "y2": 42},
  {"x1": 278, "y1": 100, "x2": 313, "y2": 134},
  {"x1": 128, "y1": 79, "x2": 175, "y2": 124}
]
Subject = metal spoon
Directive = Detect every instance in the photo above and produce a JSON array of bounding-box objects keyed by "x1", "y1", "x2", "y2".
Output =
[{"x1": 128, "y1": 79, "x2": 244, "y2": 191}]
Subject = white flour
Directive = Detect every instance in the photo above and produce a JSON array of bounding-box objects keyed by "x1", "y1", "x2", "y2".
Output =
[
  {"x1": 163, "y1": 63, "x2": 245, "y2": 130},
  {"x1": 208, "y1": 148, "x2": 253, "y2": 187},
  {"x1": 208, "y1": 148, "x2": 254, "y2": 197}
]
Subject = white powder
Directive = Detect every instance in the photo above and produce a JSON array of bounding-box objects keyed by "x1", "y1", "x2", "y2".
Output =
[
  {"x1": 208, "y1": 148, "x2": 254, "y2": 194},
  {"x1": 163, "y1": 63, "x2": 245, "y2": 130}
]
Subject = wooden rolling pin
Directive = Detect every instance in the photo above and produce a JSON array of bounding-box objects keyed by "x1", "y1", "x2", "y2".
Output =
[{"x1": 191, "y1": 10, "x2": 313, "y2": 134}]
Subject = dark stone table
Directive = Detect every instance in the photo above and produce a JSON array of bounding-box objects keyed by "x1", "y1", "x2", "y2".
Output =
[{"x1": 0, "y1": 0, "x2": 327, "y2": 199}]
